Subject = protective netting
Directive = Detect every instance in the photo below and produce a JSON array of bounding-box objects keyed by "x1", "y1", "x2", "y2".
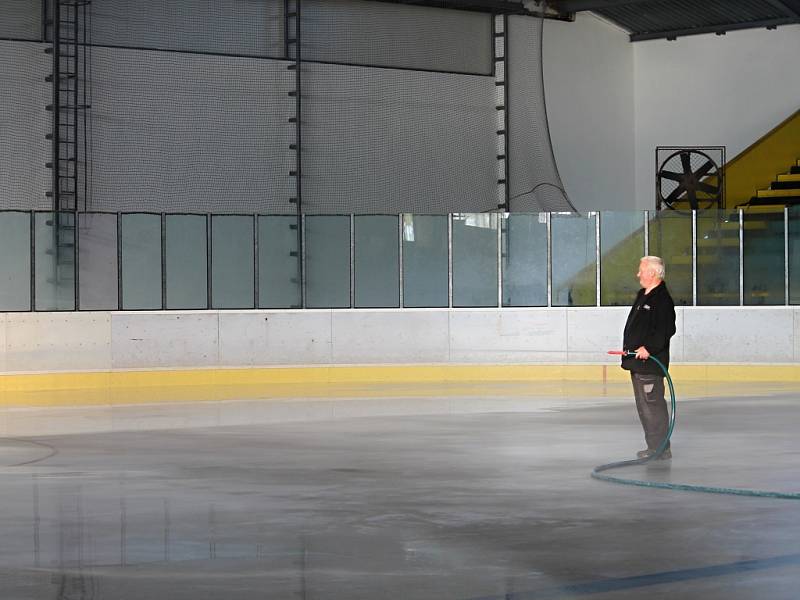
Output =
[
  {"x1": 0, "y1": 40, "x2": 51, "y2": 211},
  {"x1": 301, "y1": 62, "x2": 498, "y2": 214},
  {"x1": 0, "y1": 0, "x2": 42, "y2": 40},
  {"x1": 301, "y1": 0, "x2": 493, "y2": 74},
  {"x1": 507, "y1": 4, "x2": 576, "y2": 213},
  {"x1": 0, "y1": 0, "x2": 572, "y2": 214}
]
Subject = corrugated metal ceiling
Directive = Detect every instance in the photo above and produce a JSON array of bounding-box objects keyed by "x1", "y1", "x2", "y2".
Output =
[{"x1": 549, "y1": 0, "x2": 800, "y2": 40}]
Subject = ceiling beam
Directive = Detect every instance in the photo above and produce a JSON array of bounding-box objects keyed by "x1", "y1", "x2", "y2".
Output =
[
  {"x1": 630, "y1": 17, "x2": 798, "y2": 42},
  {"x1": 762, "y1": 0, "x2": 800, "y2": 19},
  {"x1": 549, "y1": 0, "x2": 655, "y2": 12},
  {"x1": 368, "y1": 0, "x2": 535, "y2": 15}
]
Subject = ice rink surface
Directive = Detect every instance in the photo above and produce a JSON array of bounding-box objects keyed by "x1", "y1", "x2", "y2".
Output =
[{"x1": 0, "y1": 385, "x2": 799, "y2": 599}]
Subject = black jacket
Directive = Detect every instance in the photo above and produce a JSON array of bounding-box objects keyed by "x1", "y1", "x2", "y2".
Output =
[{"x1": 621, "y1": 281, "x2": 676, "y2": 375}]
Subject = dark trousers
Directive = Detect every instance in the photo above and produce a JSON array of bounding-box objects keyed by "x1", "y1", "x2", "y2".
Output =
[{"x1": 630, "y1": 372, "x2": 670, "y2": 450}]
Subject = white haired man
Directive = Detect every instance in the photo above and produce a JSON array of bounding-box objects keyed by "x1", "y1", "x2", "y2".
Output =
[{"x1": 621, "y1": 256, "x2": 676, "y2": 460}]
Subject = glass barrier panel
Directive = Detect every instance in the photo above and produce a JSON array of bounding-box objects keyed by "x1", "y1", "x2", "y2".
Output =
[
  {"x1": 305, "y1": 215, "x2": 350, "y2": 308},
  {"x1": 790, "y1": 206, "x2": 800, "y2": 305},
  {"x1": 354, "y1": 215, "x2": 399, "y2": 308},
  {"x1": 121, "y1": 213, "x2": 162, "y2": 310},
  {"x1": 551, "y1": 212, "x2": 596, "y2": 307},
  {"x1": 600, "y1": 211, "x2": 645, "y2": 306},
  {"x1": 402, "y1": 214, "x2": 448, "y2": 308},
  {"x1": 166, "y1": 214, "x2": 207, "y2": 309},
  {"x1": 0, "y1": 212, "x2": 31, "y2": 311},
  {"x1": 648, "y1": 211, "x2": 692, "y2": 306},
  {"x1": 78, "y1": 213, "x2": 118, "y2": 310},
  {"x1": 743, "y1": 208, "x2": 785, "y2": 305},
  {"x1": 34, "y1": 212, "x2": 76, "y2": 310},
  {"x1": 696, "y1": 210, "x2": 740, "y2": 306},
  {"x1": 452, "y1": 213, "x2": 498, "y2": 307},
  {"x1": 502, "y1": 213, "x2": 547, "y2": 307},
  {"x1": 258, "y1": 216, "x2": 302, "y2": 309},
  {"x1": 211, "y1": 215, "x2": 254, "y2": 309}
]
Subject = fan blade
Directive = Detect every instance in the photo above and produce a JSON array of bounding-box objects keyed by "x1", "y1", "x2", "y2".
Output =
[
  {"x1": 697, "y1": 181, "x2": 719, "y2": 195},
  {"x1": 694, "y1": 160, "x2": 716, "y2": 179},
  {"x1": 680, "y1": 151, "x2": 692, "y2": 176},
  {"x1": 665, "y1": 184, "x2": 686, "y2": 204},
  {"x1": 659, "y1": 171, "x2": 685, "y2": 183}
]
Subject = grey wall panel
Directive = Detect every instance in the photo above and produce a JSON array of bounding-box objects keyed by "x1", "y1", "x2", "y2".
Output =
[
  {"x1": 683, "y1": 307, "x2": 794, "y2": 363},
  {"x1": 110, "y1": 313, "x2": 218, "y2": 369},
  {"x1": 218, "y1": 311, "x2": 333, "y2": 366},
  {"x1": 0, "y1": 308, "x2": 798, "y2": 373},
  {"x1": 0, "y1": 41, "x2": 50, "y2": 210},
  {"x1": 449, "y1": 309, "x2": 568, "y2": 363},
  {"x1": 566, "y1": 307, "x2": 632, "y2": 363},
  {"x1": 5, "y1": 312, "x2": 112, "y2": 372},
  {"x1": 86, "y1": 47, "x2": 295, "y2": 213},
  {"x1": 303, "y1": 0, "x2": 492, "y2": 74},
  {"x1": 332, "y1": 311, "x2": 449, "y2": 364},
  {"x1": 0, "y1": 313, "x2": 6, "y2": 372},
  {"x1": 0, "y1": 0, "x2": 41, "y2": 40},
  {"x1": 90, "y1": 0, "x2": 283, "y2": 56},
  {"x1": 301, "y1": 62, "x2": 497, "y2": 214},
  {"x1": 795, "y1": 308, "x2": 800, "y2": 363}
]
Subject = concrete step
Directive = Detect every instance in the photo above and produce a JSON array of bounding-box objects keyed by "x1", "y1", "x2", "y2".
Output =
[
  {"x1": 771, "y1": 180, "x2": 800, "y2": 190},
  {"x1": 755, "y1": 188, "x2": 800, "y2": 198}
]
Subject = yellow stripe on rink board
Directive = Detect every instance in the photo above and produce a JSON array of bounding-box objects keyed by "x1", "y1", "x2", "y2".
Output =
[{"x1": 0, "y1": 364, "x2": 799, "y2": 408}]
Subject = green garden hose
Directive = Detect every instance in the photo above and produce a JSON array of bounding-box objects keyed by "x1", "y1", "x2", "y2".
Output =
[{"x1": 591, "y1": 351, "x2": 800, "y2": 500}]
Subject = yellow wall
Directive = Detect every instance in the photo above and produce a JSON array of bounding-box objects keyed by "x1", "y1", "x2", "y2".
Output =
[{"x1": 725, "y1": 108, "x2": 800, "y2": 208}]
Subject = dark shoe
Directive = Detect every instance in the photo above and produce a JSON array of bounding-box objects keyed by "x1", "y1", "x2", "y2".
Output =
[{"x1": 637, "y1": 448, "x2": 672, "y2": 460}]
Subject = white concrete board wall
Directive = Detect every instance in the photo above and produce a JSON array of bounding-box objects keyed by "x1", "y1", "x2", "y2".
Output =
[
  {"x1": 0, "y1": 308, "x2": 796, "y2": 373},
  {"x1": 540, "y1": 17, "x2": 800, "y2": 212},
  {"x1": 0, "y1": 313, "x2": 6, "y2": 372},
  {"x1": 633, "y1": 24, "x2": 800, "y2": 211},
  {"x1": 542, "y1": 13, "x2": 636, "y2": 212},
  {"x1": 4, "y1": 312, "x2": 112, "y2": 372}
]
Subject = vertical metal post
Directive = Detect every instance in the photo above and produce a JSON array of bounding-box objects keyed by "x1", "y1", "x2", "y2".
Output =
[
  {"x1": 82, "y1": 0, "x2": 88, "y2": 209},
  {"x1": 447, "y1": 214, "x2": 453, "y2": 308},
  {"x1": 501, "y1": 15, "x2": 510, "y2": 211},
  {"x1": 691, "y1": 210, "x2": 697, "y2": 306},
  {"x1": 74, "y1": 212, "x2": 80, "y2": 310},
  {"x1": 161, "y1": 213, "x2": 166, "y2": 310},
  {"x1": 546, "y1": 212, "x2": 552, "y2": 308},
  {"x1": 253, "y1": 215, "x2": 259, "y2": 309},
  {"x1": 206, "y1": 214, "x2": 211, "y2": 310},
  {"x1": 739, "y1": 209, "x2": 744, "y2": 306},
  {"x1": 595, "y1": 213, "x2": 601, "y2": 307},
  {"x1": 785, "y1": 206, "x2": 790, "y2": 306},
  {"x1": 643, "y1": 210, "x2": 649, "y2": 256},
  {"x1": 350, "y1": 214, "x2": 355, "y2": 309},
  {"x1": 30, "y1": 211, "x2": 36, "y2": 311},
  {"x1": 497, "y1": 214, "x2": 503, "y2": 308},
  {"x1": 301, "y1": 214, "x2": 307, "y2": 309},
  {"x1": 398, "y1": 214, "x2": 404, "y2": 309},
  {"x1": 117, "y1": 212, "x2": 122, "y2": 310},
  {"x1": 72, "y1": 1, "x2": 78, "y2": 211},
  {"x1": 295, "y1": 1, "x2": 304, "y2": 308},
  {"x1": 50, "y1": 0, "x2": 61, "y2": 213}
]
